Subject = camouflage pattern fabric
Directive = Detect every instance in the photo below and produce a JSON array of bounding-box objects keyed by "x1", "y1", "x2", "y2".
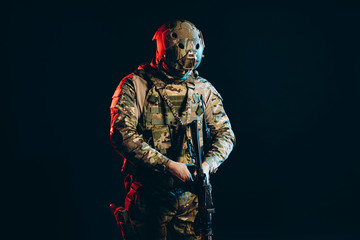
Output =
[
  {"x1": 125, "y1": 181, "x2": 200, "y2": 240},
  {"x1": 110, "y1": 63, "x2": 235, "y2": 174},
  {"x1": 110, "y1": 62, "x2": 235, "y2": 239}
]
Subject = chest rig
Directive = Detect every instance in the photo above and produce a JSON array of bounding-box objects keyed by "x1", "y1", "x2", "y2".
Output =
[{"x1": 141, "y1": 74, "x2": 204, "y2": 165}]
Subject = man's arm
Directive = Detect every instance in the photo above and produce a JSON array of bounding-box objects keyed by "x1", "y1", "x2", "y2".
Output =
[
  {"x1": 110, "y1": 75, "x2": 170, "y2": 173},
  {"x1": 202, "y1": 83, "x2": 236, "y2": 173},
  {"x1": 110, "y1": 74, "x2": 192, "y2": 181}
]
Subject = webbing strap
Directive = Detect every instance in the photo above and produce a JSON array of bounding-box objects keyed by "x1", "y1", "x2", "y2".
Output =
[
  {"x1": 160, "y1": 89, "x2": 185, "y2": 125},
  {"x1": 151, "y1": 81, "x2": 196, "y2": 164}
]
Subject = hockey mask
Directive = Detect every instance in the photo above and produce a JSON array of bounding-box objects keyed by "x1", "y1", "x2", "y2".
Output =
[{"x1": 153, "y1": 20, "x2": 205, "y2": 79}]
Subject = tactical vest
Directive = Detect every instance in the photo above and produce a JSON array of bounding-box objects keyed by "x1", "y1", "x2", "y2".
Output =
[{"x1": 141, "y1": 75, "x2": 204, "y2": 165}]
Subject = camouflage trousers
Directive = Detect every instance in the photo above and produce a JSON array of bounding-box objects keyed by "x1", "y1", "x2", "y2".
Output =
[{"x1": 124, "y1": 181, "x2": 201, "y2": 240}]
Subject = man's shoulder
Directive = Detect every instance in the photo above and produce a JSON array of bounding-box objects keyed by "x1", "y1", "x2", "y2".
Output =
[
  {"x1": 194, "y1": 75, "x2": 223, "y2": 101},
  {"x1": 195, "y1": 75, "x2": 210, "y2": 83},
  {"x1": 134, "y1": 62, "x2": 156, "y2": 79},
  {"x1": 193, "y1": 75, "x2": 211, "y2": 90},
  {"x1": 115, "y1": 63, "x2": 152, "y2": 89},
  {"x1": 194, "y1": 75, "x2": 219, "y2": 92}
]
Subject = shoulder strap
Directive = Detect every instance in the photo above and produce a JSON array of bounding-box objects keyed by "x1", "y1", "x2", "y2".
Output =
[{"x1": 200, "y1": 94, "x2": 211, "y2": 152}]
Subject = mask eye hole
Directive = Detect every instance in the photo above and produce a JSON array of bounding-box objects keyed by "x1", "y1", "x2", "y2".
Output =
[
  {"x1": 196, "y1": 43, "x2": 200, "y2": 49},
  {"x1": 171, "y1": 32, "x2": 178, "y2": 38},
  {"x1": 178, "y1": 43, "x2": 185, "y2": 49}
]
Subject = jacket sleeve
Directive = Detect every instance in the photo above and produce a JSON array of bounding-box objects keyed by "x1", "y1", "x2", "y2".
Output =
[
  {"x1": 110, "y1": 74, "x2": 170, "y2": 173},
  {"x1": 203, "y1": 83, "x2": 236, "y2": 173}
]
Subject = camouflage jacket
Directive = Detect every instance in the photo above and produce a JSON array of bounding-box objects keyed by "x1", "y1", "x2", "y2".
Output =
[{"x1": 110, "y1": 63, "x2": 235, "y2": 176}]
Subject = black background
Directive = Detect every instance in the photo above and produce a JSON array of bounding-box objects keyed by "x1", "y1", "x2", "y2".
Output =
[{"x1": 4, "y1": 0, "x2": 360, "y2": 239}]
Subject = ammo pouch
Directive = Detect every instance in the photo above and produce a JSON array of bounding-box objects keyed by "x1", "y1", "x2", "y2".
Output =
[{"x1": 114, "y1": 206, "x2": 137, "y2": 240}]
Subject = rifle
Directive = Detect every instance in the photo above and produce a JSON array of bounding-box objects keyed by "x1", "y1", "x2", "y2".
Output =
[{"x1": 189, "y1": 120, "x2": 215, "y2": 240}]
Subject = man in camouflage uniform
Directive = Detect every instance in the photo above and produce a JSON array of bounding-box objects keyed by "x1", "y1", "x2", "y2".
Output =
[{"x1": 110, "y1": 20, "x2": 235, "y2": 239}]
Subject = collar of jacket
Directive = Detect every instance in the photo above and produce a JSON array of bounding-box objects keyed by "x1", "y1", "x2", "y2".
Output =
[{"x1": 137, "y1": 62, "x2": 195, "y2": 90}]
